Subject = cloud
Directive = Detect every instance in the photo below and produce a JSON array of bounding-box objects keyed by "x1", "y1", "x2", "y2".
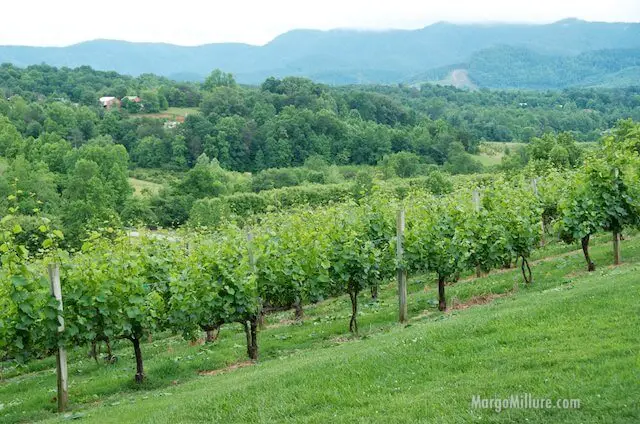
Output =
[{"x1": 1, "y1": 0, "x2": 639, "y2": 46}]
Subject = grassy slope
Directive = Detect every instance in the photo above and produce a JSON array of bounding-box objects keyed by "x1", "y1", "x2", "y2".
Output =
[
  {"x1": 473, "y1": 142, "x2": 528, "y2": 168},
  {"x1": 129, "y1": 178, "x2": 163, "y2": 197},
  {"x1": 137, "y1": 107, "x2": 198, "y2": 121},
  {"x1": 1, "y1": 234, "x2": 638, "y2": 423}
]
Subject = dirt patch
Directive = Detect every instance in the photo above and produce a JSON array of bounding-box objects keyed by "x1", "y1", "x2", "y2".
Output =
[
  {"x1": 266, "y1": 317, "x2": 300, "y2": 329},
  {"x1": 451, "y1": 293, "x2": 509, "y2": 311},
  {"x1": 330, "y1": 336, "x2": 353, "y2": 344},
  {"x1": 410, "y1": 309, "x2": 435, "y2": 322},
  {"x1": 199, "y1": 361, "x2": 255, "y2": 376}
]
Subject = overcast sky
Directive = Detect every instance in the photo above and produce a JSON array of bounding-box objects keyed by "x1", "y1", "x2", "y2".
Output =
[{"x1": 2, "y1": 0, "x2": 639, "y2": 47}]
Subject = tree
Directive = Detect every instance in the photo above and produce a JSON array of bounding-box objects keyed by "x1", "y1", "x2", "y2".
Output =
[
  {"x1": 0, "y1": 157, "x2": 60, "y2": 216},
  {"x1": 456, "y1": 188, "x2": 509, "y2": 277},
  {"x1": 527, "y1": 132, "x2": 582, "y2": 170},
  {"x1": 584, "y1": 151, "x2": 639, "y2": 265},
  {"x1": 379, "y1": 152, "x2": 422, "y2": 178},
  {"x1": 443, "y1": 141, "x2": 483, "y2": 175},
  {"x1": 132, "y1": 136, "x2": 172, "y2": 168},
  {"x1": 121, "y1": 97, "x2": 143, "y2": 113},
  {"x1": 203, "y1": 69, "x2": 236, "y2": 91},
  {"x1": 61, "y1": 159, "x2": 120, "y2": 244},
  {"x1": 170, "y1": 135, "x2": 189, "y2": 169},
  {"x1": 200, "y1": 86, "x2": 246, "y2": 119},
  {"x1": 177, "y1": 154, "x2": 229, "y2": 199},
  {"x1": 0, "y1": 116, "x2": 25, "y2": 158}
]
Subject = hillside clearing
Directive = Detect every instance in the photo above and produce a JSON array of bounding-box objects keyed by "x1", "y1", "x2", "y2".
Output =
[
  {"x1": 137, "y1": 107, "x2": 198, "y2": 122},
  {"x1": 441, "y1": 69, "x2": 477, "y2": 90},
  {"x1": 129, "y1": 178, "x2": 163, "y2": 197}
]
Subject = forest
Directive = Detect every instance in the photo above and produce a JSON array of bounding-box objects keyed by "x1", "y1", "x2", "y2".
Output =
[{"x1": 0, "y1": 63, "x2": 639, "y2": 245}]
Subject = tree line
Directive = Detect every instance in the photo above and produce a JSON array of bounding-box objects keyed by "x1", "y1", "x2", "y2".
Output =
[{"x1": 0, "y1": 64, "x2": 638, "y2": 246}]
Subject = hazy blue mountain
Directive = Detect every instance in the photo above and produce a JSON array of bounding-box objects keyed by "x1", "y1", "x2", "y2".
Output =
[
  {"x1": 1, "y1": 19, "x2": 639, "y2": 87},
  {"x1": 464, "y1": 46, "x2": 640, "y2": 89}
]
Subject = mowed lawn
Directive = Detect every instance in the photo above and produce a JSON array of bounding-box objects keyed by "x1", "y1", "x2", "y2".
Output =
[{"x1": 1, "y1": 235, "x2": 638, "y2": 423}]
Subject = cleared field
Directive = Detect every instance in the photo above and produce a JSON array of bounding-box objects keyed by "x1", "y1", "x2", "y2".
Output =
[
  {"x1": 440, "y1": 69, "x2": 478, "y2": 90},
  {"x1": 473, "y1": 141, "x2": 529, "y2": 167},
  {"x1": 1, "y1": 233, "x2": 638, "y2": 423},
  {"x1": 137, "y1": 107, "x2": 198, "y2": 122},
  {"x1": 129, "y1": 177, "x2": 163, "y2": 196},
  {"x1": 472, "y1": 152, "x2": 503, "y2": 167}
]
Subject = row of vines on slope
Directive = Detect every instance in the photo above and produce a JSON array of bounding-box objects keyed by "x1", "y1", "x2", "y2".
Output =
[{"x1": 1, "y1": 121, "x2": 639, "y2": 387}]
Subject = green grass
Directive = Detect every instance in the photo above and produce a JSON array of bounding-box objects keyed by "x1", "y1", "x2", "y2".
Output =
[
  {"x1": 473, "y1": 142, "x2": 529, "y2": 168},
  {"x1": 163, "y1": 107, "x2": 198, "y2": 117},
  {"x1": 472, "y1": 153, "x2": 503, "y2": 167},
  {"x1": 1, "y1": 235, "x2": 639, "y2": 423},
  {"x1": 137, "y1": 107, "x2": 197, "y2": 121},
  {"x1": 129, "y1": 178, "x2": 162, "y2": 197}
]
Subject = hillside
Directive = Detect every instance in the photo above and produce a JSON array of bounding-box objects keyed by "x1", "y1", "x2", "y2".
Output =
[
  {"x1": 1, "y1": 234, "x2": 638, "y2": 423},
  {"x1": 463, "y1": 46, "x2": 640, "y2": 89},
  {"x1": 1, "y1": 19, "x2": 640, "y2": 87}
]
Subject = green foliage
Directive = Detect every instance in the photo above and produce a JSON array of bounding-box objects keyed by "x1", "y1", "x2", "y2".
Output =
[
  {"x1": 443, "y1": 142, "x2": 484, "y2": 175},
  {"x1": 251, "y1": 167, "x2": 324, "y2": 192},
  {"x1": 0, "y1": 116, "x2": 25, "y2": 158},
  {"x1": 189, "y1": 183, "x2": 353, "y2": 228},
  {"x1": 481, "y1": 179, "x2": 542, "y2": 269},
  {"x1": 0, "y1": 204, "x2": 63, "y2": 363},
  {"x1": 60, "y1": 139, "x2": 131, "y2": 244},
  {"x1": 168, "y1": 225, "x2": 258, "y2": 346},
  {"x1": 120, "y1": 197, "x2": 158, "y2": 227},
  {"x1": 557, "y1": 122, "x2": 640, "y2": 262},
  {"x1": 202, "y1": 69, "x2": 237, "y2": 91},
  {"x1": 175, "y1": 155, "x2": 249, "y2": 199},
  {"x1": 468, "y1": 45, "x2": 640, "y2": 89},
  {"x1": 379, "y1": 152, "x2": 423, "y2": 178},
  {"x1": 527, "y1": 132, "x2": 583, "y2": 170},
  {"x1": 412, "y1": 170, "x2": 454, "y2": 195},
  {"x1": 132, "y1": 136, "x2": 172, "y2": 168},
  {"x1": 405, "y1": 194, "x2": 468, "y2": 299},
  {"x1": 254, "y1": 211, "x2": 332, "y2": 313},
  {"x1": 327, "y1": 203, "x2": 385, "y2": 332}
]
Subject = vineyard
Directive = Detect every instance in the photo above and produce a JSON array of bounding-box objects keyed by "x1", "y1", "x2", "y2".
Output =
[{"x1": 0, "y1": 121, "x2": 640, "y2": 421}]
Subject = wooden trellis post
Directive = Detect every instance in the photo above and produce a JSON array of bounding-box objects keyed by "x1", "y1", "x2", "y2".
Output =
[
  {"x1": 531, "y1": 178, "x2": 545, "y2": 246},
  {"x1": 48, "y1": 263, "x2": 68, "y2": 413},
  {"x1": 397, "y1": 208, "x2": 407, "y2": 323}
]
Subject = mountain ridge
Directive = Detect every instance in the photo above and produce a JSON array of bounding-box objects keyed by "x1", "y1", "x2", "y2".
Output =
[{"x1": 1, "y1": 19, "x2": 639, "y2": 88}]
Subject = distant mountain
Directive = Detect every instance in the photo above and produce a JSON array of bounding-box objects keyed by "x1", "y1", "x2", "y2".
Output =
[
  {"x1": 1, "y1": 19, "x2": 639, "y2": 88},
  {"x1": 463, "y1": 46, "x2": 640, "y2": 89}
]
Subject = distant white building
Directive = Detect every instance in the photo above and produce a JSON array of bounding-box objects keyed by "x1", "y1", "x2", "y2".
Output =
[{"x1": 99, "y1": 96, "x2": 119, "y2": 108}]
